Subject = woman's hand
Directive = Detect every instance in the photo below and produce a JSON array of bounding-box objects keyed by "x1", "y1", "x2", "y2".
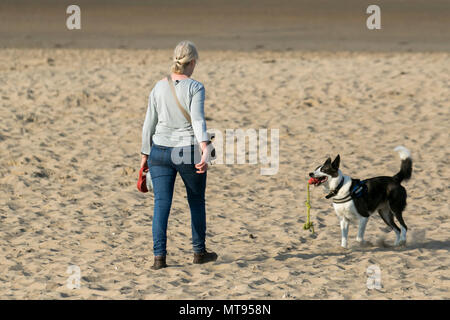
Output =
[
  {"x1": 140, "y1": 154, "x2": 148, "y2": 168},
  {"x1": 195, "y1": 142, "x2": 208, "y2": 174}
]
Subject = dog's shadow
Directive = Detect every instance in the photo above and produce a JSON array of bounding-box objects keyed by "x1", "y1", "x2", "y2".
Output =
[
  {"x1": 274, "y1": 250, "x2": 349, "y2": 261},
  {"x1": 369, "y1": 239, "x2": 450, "y2": 253},
  {"x1": 274, "y1": 238, "x2": 450, "y2": 262}
]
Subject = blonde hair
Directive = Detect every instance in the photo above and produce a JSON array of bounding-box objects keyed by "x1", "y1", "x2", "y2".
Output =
[{"x1": 171, "y1": 40, "x2": 199, "y2": 74}]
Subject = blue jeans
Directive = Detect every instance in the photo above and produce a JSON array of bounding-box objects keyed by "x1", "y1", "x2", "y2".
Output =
[{"x1": 148, "y1": 144, "x2": 207, "y2": 256}]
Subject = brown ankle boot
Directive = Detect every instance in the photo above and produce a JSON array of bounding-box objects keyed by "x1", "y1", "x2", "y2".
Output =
[
  {"x1": 193, "y1": 250, "x2": 218, "y2": 264},
  {"x1": 151, "y1": 256, "x2": 167, "y2": 270}
]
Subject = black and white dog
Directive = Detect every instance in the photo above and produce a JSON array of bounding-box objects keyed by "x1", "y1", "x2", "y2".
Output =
[{"x1": 308, "y1": 147, "x2": 412, "y2": 248}]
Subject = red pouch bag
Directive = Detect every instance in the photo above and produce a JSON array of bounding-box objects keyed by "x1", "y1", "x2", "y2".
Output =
[{"x1": 137, "y1": 165, "x2": 149, "y2": 193}]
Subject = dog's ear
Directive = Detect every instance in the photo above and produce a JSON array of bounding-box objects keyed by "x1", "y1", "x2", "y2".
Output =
[
  {"x1": 332, "y1": 154, "x2": 340, "y2": 169},
  {"x1": 324, "y1": 157, "x2": 332, "y2": 166}
]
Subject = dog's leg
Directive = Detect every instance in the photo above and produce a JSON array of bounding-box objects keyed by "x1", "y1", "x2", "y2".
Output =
[
  {"x1": 393, "y1": 211, "x2": 407, "y2": 246},
  {"x1": 378, "y1": 208, "x2": 401, "y2": 245},
  {"x1": 393, "y1": 228, "x2": 402, "y2": 246},
  {"x1": 339, "y1": 217, "x2": 349, "y2": 248},
  {"x1": 388, "y1": 185, "x2": 408, "y2": 246},
  {"x1": 399, "y1": 226, "x2": 407, "y2": 245},
  {"x1": 356, "y1": 217, "x2": 369, "y2": 243}
]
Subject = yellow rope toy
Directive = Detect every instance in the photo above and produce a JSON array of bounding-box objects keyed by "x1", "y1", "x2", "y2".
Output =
[{"x1": 303, "y1": 182, "x2": 315, "y2": 234}]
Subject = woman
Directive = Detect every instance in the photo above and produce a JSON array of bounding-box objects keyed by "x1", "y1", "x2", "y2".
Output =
[{"x1": 140, "y1": 41, "x2": 217, "y2": 270}]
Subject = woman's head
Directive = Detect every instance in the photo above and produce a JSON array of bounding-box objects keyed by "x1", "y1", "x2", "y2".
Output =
[{"x1": 171, "y1": 40, "x2": 199, "y2": 76}]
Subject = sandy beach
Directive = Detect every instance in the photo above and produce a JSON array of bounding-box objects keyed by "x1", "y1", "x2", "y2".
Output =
[{"x1": 0, "y1": 1, "x2": 449, "y2": 300}]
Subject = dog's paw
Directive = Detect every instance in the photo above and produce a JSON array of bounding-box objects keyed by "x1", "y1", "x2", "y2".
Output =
[
  {"x1": 337, "y1": 245, "x2": 350, "y2": 253},
  {"x1": 356, "y1": 239, "x2": 373, "y2": 248}
]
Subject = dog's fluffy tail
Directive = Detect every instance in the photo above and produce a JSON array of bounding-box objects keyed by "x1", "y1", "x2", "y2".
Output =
[{"x1": 393, "y1": 146, "x2": 412, "y2": 183}]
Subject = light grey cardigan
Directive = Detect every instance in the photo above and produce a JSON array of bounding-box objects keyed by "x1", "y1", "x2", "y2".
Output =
[{"x1": 141, "y1": 77, "x2": 209, "y2": 155}]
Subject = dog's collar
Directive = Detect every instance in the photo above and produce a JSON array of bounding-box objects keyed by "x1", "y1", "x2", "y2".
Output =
[{"x1": 325, "y1": 176, "x2": 345, "y2": 199}]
